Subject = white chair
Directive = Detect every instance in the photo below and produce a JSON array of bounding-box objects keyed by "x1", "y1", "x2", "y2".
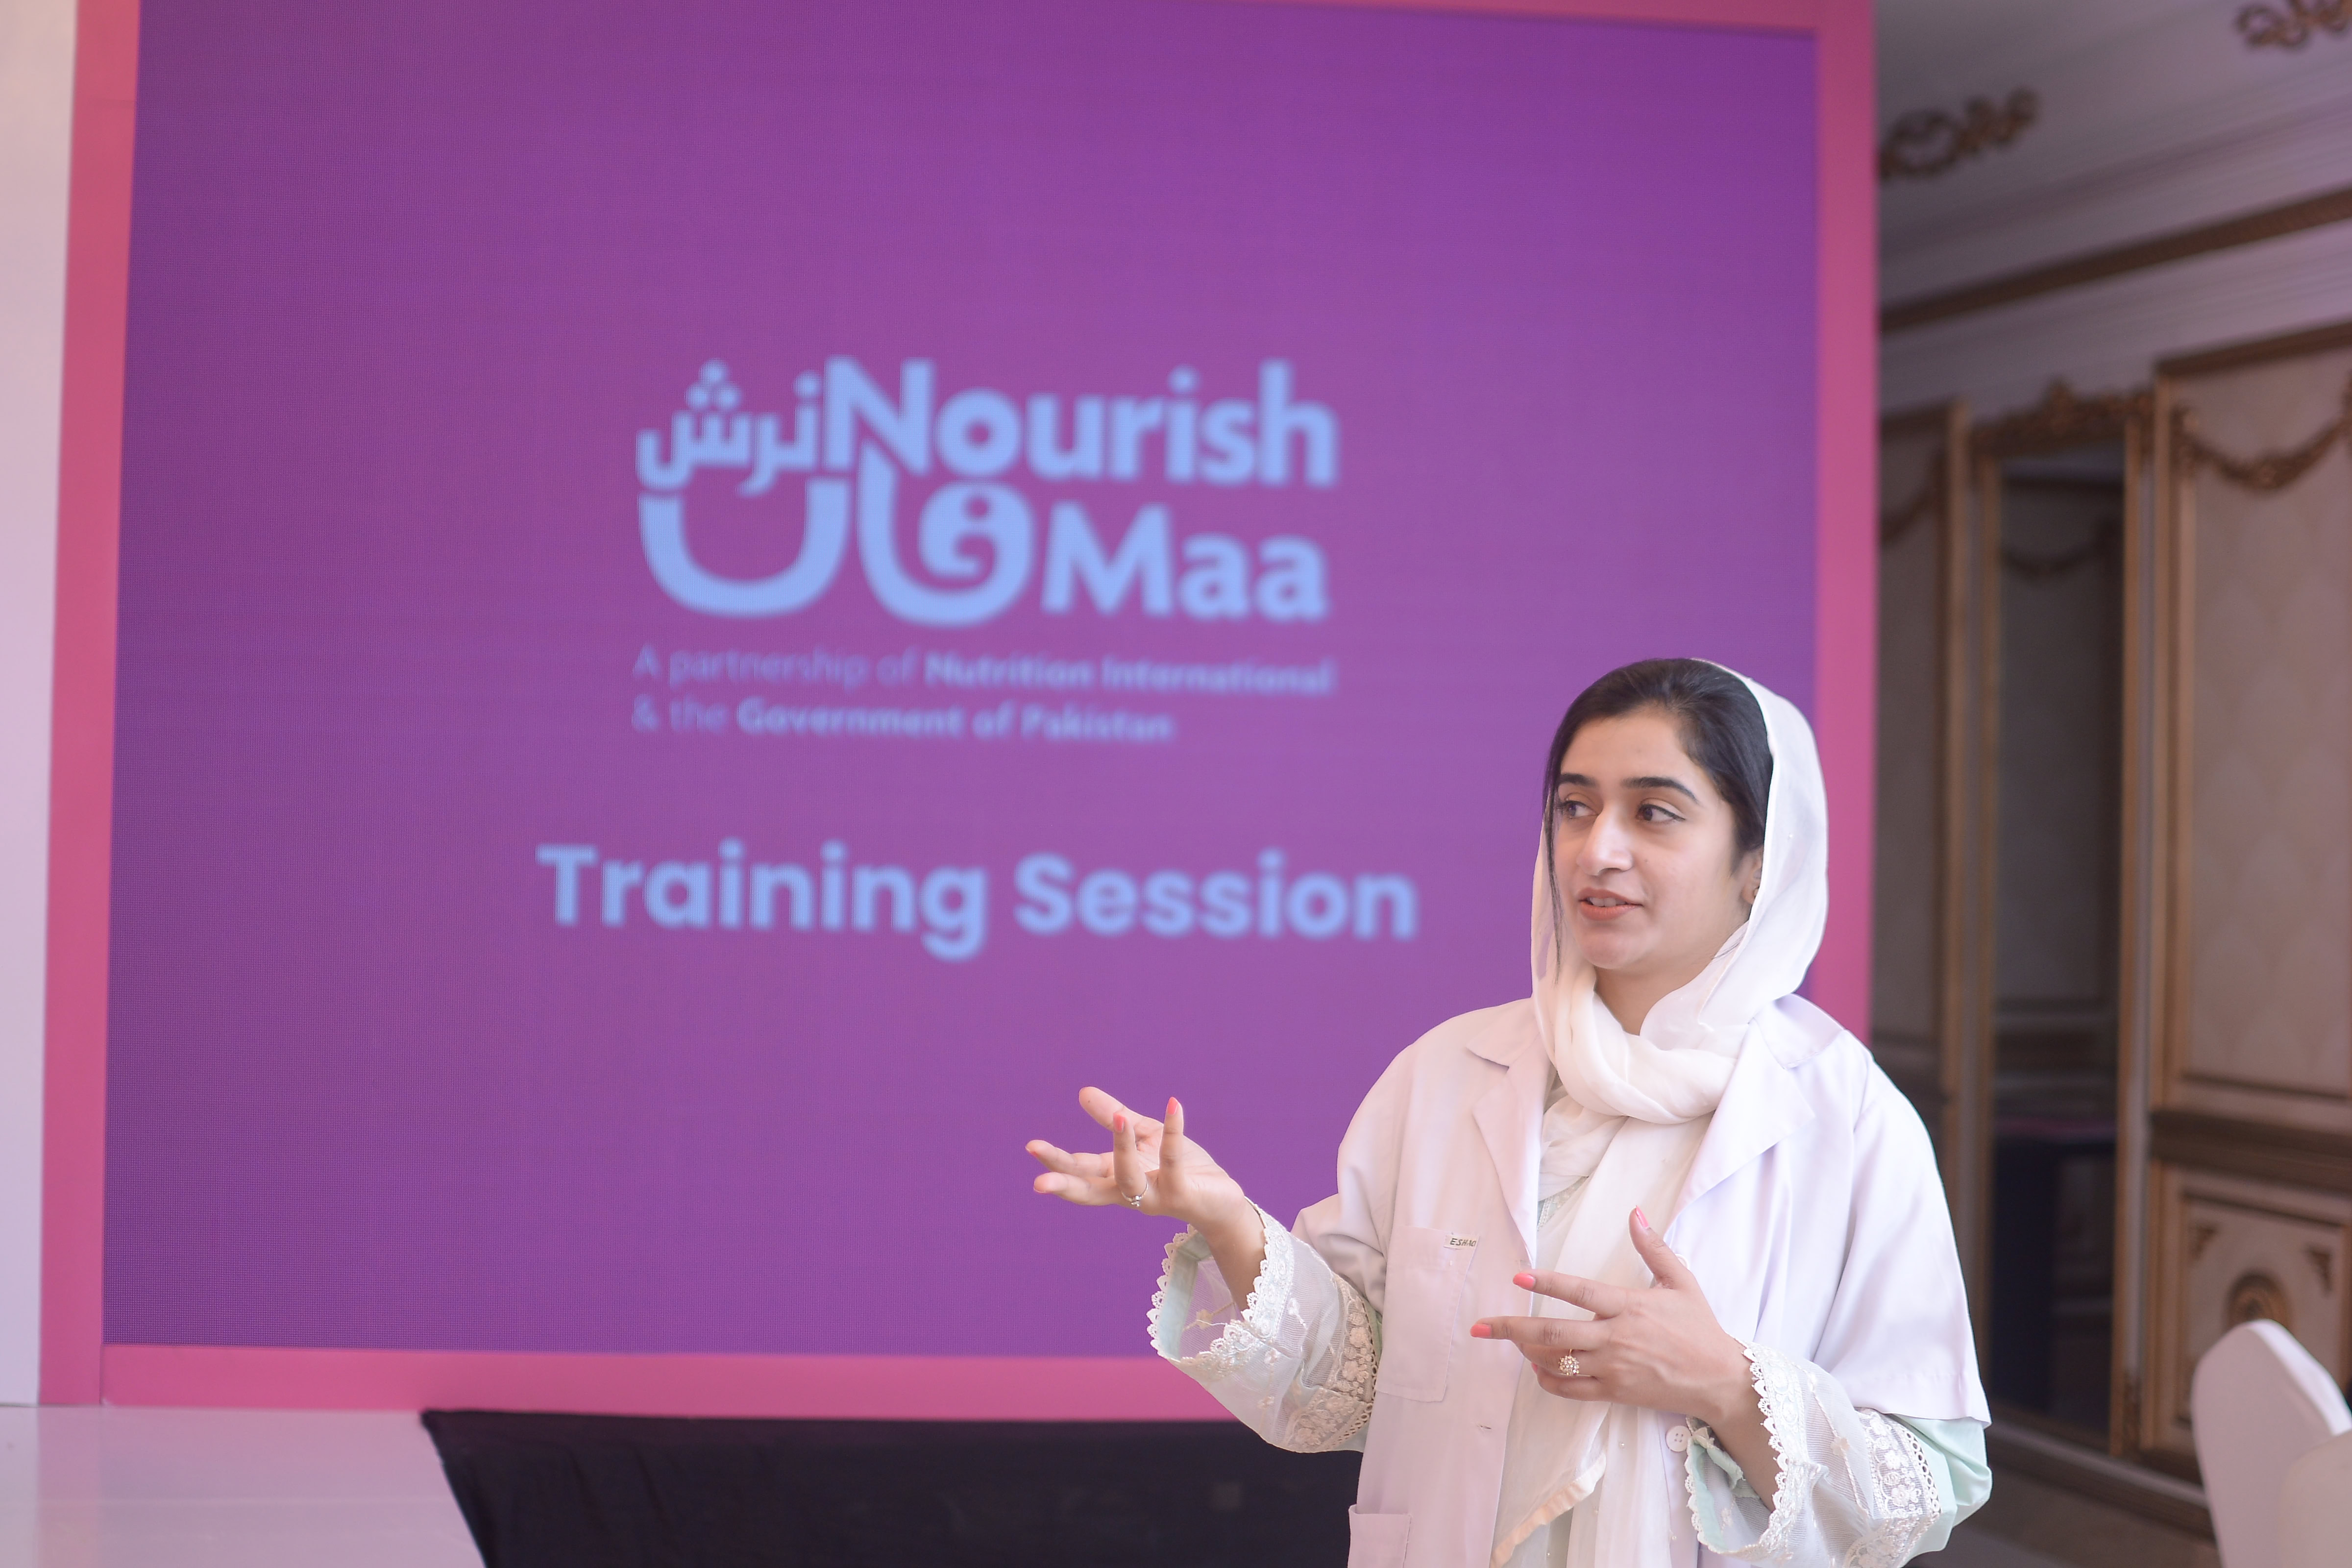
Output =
[
  {"x1": 2191, "y1": 1319, "x2": 2352, "y2": 1568},
  {"x1": 2279, "y1": 1427, "x2": 2352, "y2": 1568}
]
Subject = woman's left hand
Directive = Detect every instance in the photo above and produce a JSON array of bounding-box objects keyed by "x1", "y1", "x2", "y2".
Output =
[{"x1": 1472, "y1": 1208, "x2": 1780, "y2": 1504}]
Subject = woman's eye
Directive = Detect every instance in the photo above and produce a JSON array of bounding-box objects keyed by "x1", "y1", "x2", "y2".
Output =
[
  {"x1": 1555, "y1": 798, "x2": 1590, "y2": 818},
  {"x1": 1638, "y1": 803, "x2": 1682, "y2": 823}
]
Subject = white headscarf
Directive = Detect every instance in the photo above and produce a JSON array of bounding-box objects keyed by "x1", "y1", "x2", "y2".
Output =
[
  {"x1": 1493, "y1": 668, "x2": 1831, "y2": 1568},
  {"x1": 1528, "y1": 668, "x2": 1829, "y2": 1165}
]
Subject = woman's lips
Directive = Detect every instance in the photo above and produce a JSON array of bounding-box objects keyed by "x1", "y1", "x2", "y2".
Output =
[{"x1": 1575, "y1": 892, "x2": 1640, "y2": 922}]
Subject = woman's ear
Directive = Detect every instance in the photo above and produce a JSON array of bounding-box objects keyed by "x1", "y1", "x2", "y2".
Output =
[{"x1": 1739, "y1": 850, "x2": 1762, "y2": 907}]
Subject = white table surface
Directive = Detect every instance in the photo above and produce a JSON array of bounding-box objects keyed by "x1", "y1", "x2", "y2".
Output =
[{"x1": 0, "y1": 1405, "x2": 482, "y2": 1568}]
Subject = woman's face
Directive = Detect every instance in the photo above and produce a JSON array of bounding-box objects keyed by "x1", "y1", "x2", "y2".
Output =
[{"x1": 1551, "y1": 709, "x2": 1761, "y2": 989}]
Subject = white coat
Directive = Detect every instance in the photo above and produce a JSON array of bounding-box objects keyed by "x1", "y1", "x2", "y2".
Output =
[{"x1": 1284, "y1": 991, "x2": 1982, "y2": 1568}]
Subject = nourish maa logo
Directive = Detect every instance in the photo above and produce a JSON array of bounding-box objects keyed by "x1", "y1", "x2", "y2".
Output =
[{"x1": 635, "y1": 357, "x2": 1335, "y2": 628}]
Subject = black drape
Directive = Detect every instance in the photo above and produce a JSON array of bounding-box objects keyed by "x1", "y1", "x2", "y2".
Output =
[{"x1": 424, "y1": 1412, "x2": 1361, "y2": 1568}]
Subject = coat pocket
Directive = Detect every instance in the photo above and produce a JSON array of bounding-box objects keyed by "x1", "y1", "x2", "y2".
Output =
[
  {"x1": 1347, "y1": 1505, "x2": 1411, "y2": 1568},
  {"x1": 1373, "y1": 1225, "x2": 1477, "y2": 1402}
]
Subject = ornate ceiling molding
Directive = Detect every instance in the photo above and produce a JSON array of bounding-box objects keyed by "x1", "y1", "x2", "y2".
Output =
[
  {"x1": 1879, "y1": 89, "x2": 2039, "y2": 184},
  {"x1": 2236, "y1": 1, "x2": 2351, "y2": 51}
]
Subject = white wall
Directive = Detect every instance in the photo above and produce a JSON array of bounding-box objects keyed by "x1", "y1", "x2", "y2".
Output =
[{"x1": 0, "y1": 0, "x2": 79, "y2": 1406}]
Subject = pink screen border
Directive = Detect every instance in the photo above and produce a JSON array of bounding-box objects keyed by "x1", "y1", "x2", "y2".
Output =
[{"x1": 44, "y1": 0, "x2": 1877, "y2": 1414}]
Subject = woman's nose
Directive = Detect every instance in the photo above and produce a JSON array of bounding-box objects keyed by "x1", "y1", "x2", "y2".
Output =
[{"x1": 1578, "y1": 808, "x2": 1634, "y2": 871}]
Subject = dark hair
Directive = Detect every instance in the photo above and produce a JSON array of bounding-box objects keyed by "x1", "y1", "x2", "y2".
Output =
[{"x1": 1541, "y1": 659, "x2": 1773, "y2": 920}]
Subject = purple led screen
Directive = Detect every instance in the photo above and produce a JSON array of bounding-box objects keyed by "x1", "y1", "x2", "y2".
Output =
[{"x1": 105, "y1": 0, "x2": 1817, "y2": 1356}]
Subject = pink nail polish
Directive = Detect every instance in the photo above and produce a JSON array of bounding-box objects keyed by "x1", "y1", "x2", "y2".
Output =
[{"x1": 1634, "y1": 1207, "x2": 1650, "y2": 1230}]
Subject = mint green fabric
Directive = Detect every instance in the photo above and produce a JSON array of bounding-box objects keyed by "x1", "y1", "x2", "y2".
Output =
[
  {"x1": 1897, "y1": 1418, "x2": 1992, "y2": 1557},
  {"x1": 1682, "y1": 1363, "x2": 1988, "y2": 1563}
]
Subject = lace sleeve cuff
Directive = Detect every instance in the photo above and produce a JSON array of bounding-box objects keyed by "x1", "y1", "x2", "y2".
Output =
[
  {"x1": 1846, "y1": 1413, "x2": 1945, "y2": 1568},
  {"x1": 1147, "y1": 1203, "x2": 1289, "y2": 1369},
  {"x1": 1681, "y1": 1344, "x2": 1823, "y2": 1562},
  {"x1": 1746, "y1": 1342, "x2": 1826, "y2": 1556},
  {"x1": 1682, "y1": 1347, "x2": 1970, "y2": 1568},
  {"x1": 1144, "y1": 1201, "x2": 1379, "y2": 1453}
]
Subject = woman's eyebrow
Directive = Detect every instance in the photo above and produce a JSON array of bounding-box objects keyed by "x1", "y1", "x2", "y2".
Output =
[{"x1": 1554, "y1": 771, "x2": 1698, "y2": 803}]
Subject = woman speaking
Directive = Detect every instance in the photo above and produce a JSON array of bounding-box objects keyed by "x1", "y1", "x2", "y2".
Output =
[{"x1": 1026, "y1": 659, "x2": 1988, "y2": 1568}]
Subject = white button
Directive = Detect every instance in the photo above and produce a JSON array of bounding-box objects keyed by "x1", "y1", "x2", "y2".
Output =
[{"x1": 1667, "y1": 1423, "x2": 1691, "y2": 1453}]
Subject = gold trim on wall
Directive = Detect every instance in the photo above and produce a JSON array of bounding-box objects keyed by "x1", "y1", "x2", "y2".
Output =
[
  {"x1": 1884, "y1": 185, "x2": 2352, "y2": 334},
  {"x1": 2173, "y1": 372, "x2": 2352, "y2": 489},
  {"x1": 1973, "y1": 380, "x2": 2152, "y2": 460}
]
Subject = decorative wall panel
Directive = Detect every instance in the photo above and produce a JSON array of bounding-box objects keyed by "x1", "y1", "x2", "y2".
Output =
[
  {"x1": 2146, "y1": 1161, "x2": 2350, "y2": 1457},
  {"x1": 2171, "y1": 345, "x2": 2352, "y2": 1132}
]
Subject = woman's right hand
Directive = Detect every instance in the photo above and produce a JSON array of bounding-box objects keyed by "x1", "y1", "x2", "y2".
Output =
[{"x1": 1026, "y1": 1087, "x2": 1254, "y2": 1242}]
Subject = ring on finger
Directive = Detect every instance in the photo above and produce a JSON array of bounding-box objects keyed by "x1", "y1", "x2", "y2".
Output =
[
  {"x1": 1555, "y1": 1353, "x2": 1580, "y2": 1377},
  {"x1": 1121, "y1": 1192, "x2": 1145, "y2": 1209}
]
